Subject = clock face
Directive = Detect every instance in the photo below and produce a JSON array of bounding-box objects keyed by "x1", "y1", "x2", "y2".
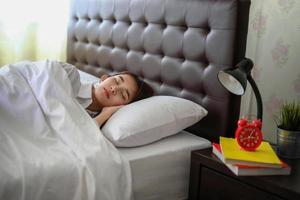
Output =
[{"x1": 236, "y1": 125, "x2": 262, "y2": 151}]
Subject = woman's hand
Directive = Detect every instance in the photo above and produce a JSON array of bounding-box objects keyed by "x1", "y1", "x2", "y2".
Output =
[
  {"x1": 94, "y1": 105, "x2": 124, "y2": 127},
  {"x1": 101, "y1": 105, "x2": 124, "y2": 118}
]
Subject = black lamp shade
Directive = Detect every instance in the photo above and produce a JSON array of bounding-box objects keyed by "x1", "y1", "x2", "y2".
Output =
[
  {"x1": 218, "y1": 69, "x2": 247, "y2": 95},
  {"x1": 217, "y1": 58, "x2": 263, "y2": 121}
]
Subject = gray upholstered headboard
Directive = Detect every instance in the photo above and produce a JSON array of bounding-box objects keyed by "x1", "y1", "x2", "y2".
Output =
[{"x1": 67, "y1": 0, "x2": 250, "y2": 142}]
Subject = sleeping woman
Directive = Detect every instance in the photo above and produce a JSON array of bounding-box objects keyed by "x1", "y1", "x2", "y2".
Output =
[{"x1": 61, "y1": 62, "x2": 153, "y2": 127}]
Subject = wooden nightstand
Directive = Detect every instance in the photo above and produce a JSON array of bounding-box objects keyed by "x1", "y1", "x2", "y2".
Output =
[{"x1": 188, "y1": 148, "x2": 300, "y2": 200}]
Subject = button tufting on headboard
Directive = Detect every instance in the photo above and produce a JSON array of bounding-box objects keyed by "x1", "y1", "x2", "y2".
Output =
[{"x1": 67, "y1": 0, "x2": 251, "y2": 142}]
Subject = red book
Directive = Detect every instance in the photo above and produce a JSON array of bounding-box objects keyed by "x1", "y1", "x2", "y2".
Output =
[{"x1": 212, "y1": 143, "x2": 291, "y2": 176}]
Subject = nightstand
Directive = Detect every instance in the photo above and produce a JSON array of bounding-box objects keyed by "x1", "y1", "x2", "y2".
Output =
[{"x1": 188, "y1": 148, "x2": 300, "y2": 200}]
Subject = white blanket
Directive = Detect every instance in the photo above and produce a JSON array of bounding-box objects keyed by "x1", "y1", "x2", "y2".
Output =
[{"x1": 0, "y1": 60, "x2": 132, "y2": 200}]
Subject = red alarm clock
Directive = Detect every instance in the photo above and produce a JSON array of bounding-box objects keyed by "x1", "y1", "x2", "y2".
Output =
[{"x1": 235, "y1": 118, "x2": 263, "y2": 151}]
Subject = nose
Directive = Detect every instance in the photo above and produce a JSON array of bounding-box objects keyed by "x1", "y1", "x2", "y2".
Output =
[{"x1": 110, "y1": 85, "x2": 117, "y2": 95}]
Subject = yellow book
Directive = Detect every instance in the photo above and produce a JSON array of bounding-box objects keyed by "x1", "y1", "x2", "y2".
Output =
[{"x1": 220, "y1": 137, "x2": 282, "y2": 168}]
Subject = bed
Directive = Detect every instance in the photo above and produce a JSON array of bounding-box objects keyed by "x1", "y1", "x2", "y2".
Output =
[
  {"x1": 68, "y1": 0, "x2": 250, "y2": 199},
  {"x1": 0, "y1": 0, "x2": 250, "y2": 200}
]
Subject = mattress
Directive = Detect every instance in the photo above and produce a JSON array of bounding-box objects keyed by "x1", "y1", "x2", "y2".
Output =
[{"x1": 118, "y1": 131, "x2": 211, "y2": 200}]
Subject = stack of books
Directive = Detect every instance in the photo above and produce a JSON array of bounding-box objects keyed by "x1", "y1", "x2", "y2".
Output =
[{"x1": 212, "y1": 137, "x2": 291, "y2": 176}]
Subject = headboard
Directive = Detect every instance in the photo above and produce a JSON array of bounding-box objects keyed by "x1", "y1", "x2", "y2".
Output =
[{"x1": 67, "y1": 0, "x2": 250, "y2": 142}]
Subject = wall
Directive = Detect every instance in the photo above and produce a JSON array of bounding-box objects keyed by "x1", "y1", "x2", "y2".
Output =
[{"x1": 241, "y1": 0, "x2": 300, "y2": 144}]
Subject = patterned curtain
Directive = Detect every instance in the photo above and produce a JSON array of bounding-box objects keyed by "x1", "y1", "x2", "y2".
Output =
[{"x1": 241, "y1": 0, "x2": 300, "y2": 143}]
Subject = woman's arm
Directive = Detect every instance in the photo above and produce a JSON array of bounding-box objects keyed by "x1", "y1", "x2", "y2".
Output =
[{"x1": 94, "y1": 105, "x2": 123, "y2": 127}]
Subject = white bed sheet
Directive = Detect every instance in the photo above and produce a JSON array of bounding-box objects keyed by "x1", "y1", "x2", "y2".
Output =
[
  {"x1": 118, "y1": 131, "x2": 211, "y2": 200},
  {"x1": 0, "y1": 61, "x2": 132, "y2": 200}
]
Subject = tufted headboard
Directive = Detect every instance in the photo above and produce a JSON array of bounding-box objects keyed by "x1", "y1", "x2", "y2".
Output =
[{"x1": 67, "y1": 0, "x2": 250, "y2": 142}]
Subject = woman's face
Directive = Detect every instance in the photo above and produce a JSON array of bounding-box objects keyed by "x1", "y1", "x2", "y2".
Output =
[{"x1": 93, "y1": 74, "x2": 138, "y2": 107}]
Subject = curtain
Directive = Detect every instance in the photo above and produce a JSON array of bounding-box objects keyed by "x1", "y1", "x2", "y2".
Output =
[
  {"x1": 241, "y1": 0, "x2": 300, "y2": 144},
  {"x1": 0, "y1": 0, "x2": 70, "y2": 66}
]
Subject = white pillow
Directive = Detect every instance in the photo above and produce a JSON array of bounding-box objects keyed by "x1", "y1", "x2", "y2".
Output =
[{"x1": 101, "y1": 96, "x2": 208, "y2": 147}]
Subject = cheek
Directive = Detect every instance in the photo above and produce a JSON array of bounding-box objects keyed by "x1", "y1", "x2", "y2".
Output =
[
  {"x1": 111, "y1": 96, "x2": 127, "y2": 106},
  {"x1": 94, "y1": 87, "x2": 102, "y2": 97},
  {"x1": 94, "y1": 88, "x2": 106, "y2": 103},
  {"x1": 116, "y1": 97, "x2": 126, "y2": 105}
]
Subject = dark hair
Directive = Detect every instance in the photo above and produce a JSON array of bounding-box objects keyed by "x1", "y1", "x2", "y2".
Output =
[{"x1": 111, "y1": 71, "x2": 154, "y2": 102}]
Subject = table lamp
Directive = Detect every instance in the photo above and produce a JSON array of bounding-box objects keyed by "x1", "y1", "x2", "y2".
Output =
[{"x1": 217, "y1": 58, "x2": 263, "y2": 120}]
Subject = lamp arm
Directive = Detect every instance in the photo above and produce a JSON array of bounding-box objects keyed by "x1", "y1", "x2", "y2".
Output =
[{"x1": 247, "y1": 76, "x2": 263, "y2": 121}]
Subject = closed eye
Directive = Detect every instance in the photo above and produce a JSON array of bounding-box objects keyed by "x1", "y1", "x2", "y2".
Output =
[
  {"x1": 118, "y1": 75, "x2": 130, "y2": 101},
  {"x1": 122, "y1": 92, "x2": 126, "y2": 100},
  {"x1": 114, "y1": 77, "x2": 119, "y2": 85}
]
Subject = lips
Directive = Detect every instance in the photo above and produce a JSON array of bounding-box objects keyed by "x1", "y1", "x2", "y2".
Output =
[{"x1": 103, "y1": 87, "x2": 110, "y2": 99}]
